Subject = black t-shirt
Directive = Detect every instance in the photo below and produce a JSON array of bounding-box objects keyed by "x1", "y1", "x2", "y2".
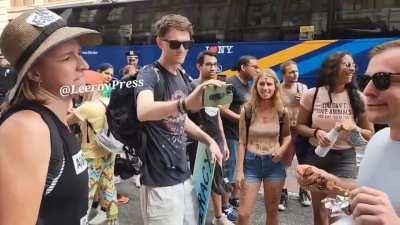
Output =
[
  {"x1": 222, "y1": 76, "x2": 251, "y2": 140},
  {"x1": 135, "y1": 62, "x2": 191, "y2": 187}
]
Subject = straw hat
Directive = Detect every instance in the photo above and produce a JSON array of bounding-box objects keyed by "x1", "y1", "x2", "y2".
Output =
[{"x1": 0, "y1": 7, "x2": 102, "y2": 100}]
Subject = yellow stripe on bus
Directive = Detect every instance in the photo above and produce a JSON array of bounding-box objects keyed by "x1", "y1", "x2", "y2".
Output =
[{"x1": 223, "y1": 40, "x2": 338, "y2": 77}]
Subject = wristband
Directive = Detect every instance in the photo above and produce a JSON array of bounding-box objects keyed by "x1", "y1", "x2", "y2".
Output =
[
  {"x1": 313, "y1": 128, "x2": 321, "y2": 138},
  {"x1": 182, "y1": 98, "x2": 188, "y2": 113},
  {"x1": 177, "y1": 99, "x2": 183, "y2": 114}
]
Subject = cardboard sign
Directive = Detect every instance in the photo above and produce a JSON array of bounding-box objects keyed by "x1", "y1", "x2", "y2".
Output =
[{"x1": 193, "y1": 142, "x2": 216, "y2": 225}]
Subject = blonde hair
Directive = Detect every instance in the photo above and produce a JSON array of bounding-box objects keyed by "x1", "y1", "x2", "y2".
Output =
[{"x1": 246, "y1": 68, "x2": 284, "y2": 116}]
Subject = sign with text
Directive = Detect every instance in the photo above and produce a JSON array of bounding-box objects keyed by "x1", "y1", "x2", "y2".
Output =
[
  {"x1": 193, "y1": 142, "x2": 216, "y2": 225},
  {"x1": 299, "y1": 25, "x2": 315, "y2": 40}
]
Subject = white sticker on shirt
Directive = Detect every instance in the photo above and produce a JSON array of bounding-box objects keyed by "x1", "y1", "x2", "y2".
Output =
[
  {"x1": 205, "y1": 107, "x2": 219, "y2": 117},
  {"x1": 26, "y1": 8, "x2": 61, "y2": 28},
  {"x1": 80, "y1": 215, "x2": 88, "y2": 225},
  {"x1": 72, "y1": 150, "x2": 88, "y2": 175}
]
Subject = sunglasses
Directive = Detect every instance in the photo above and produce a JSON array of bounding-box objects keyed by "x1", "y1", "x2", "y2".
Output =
[
  {"x1": 342, "y1": 62, "x2": 356, "y2": 69},
  {"x1": 359, "y1": 72, "x2": 400, "y2": 91},
  {"x1": 162, "y1": 39, "x2": 194, "y2": 50}
]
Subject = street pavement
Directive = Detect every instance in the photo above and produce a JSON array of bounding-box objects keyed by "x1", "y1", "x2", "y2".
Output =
[{"x1": 115, "y1": 158, "x2": 314, "y2": 225}]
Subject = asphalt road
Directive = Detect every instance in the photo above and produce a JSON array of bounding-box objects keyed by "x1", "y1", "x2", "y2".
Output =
[{"x1": 115, "y1": 161, "x2": 314, "y2": 225}]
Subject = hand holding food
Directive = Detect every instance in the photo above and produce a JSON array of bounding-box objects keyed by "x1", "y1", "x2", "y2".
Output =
[{"x1": 297, "y1": 165, "x2": 349, "y2": 196}]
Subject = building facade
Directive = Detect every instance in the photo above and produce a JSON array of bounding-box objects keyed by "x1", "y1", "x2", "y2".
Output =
[{"x1": 1, "y1": 0, "x2": 400, "y2": 45}]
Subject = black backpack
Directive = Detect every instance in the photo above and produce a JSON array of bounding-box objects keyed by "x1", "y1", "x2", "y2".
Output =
[{"x1": 106, "y1": 61, "x2": 191, "y2": 178}]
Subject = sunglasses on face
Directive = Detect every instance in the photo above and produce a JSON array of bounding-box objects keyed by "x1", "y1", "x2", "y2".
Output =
[
  {"x1": 359, "y1": 72, "x2": 400, "y2": 91},
  {"x1": 162, "y1": 39, "x2": 194, "y2": 50}
]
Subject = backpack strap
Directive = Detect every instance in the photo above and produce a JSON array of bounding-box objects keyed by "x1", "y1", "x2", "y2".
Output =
[
  {"x1": 151, "y1": 61, "x2": 167, "y2": 101},
  {"x1": 309, "y1": 87, "x2": 319, "y2": 126},
  {"x1": 278, "y1": 108, "x2": 286, "y2": 143},
  {"x1": 86, "y1": 120, "x2": 96, "y2": 143},
  {"x1": 244, "y1": 105, "x2": 252, "y2": 148},
  {"x1": 0, "y1": 101, "x2": 66, "y2": 196}
]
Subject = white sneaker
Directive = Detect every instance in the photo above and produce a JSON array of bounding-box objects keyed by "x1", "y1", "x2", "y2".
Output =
[
  {"x1": 89, "y1": 209, "x2": 107, "y2": 225},
  {"x1": 278, "y1": 203, "x2": 286, "y2": 211},
  {"x1": 212, "y1": 214, "x2": 235, "y2": 225}
]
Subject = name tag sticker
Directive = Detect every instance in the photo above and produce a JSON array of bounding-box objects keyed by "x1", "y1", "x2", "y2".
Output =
[
  {"x1": 80, "y1": 215, "x2": 88, "y2": 225},
  {"x1": 72, "y1": 150, "x2": 88, "y2": 175}
]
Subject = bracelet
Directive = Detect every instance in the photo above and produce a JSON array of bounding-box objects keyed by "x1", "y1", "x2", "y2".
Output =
[
  {"x1": 313, "y1": 128, "x2": 321, "y2": 138},
  {"x1": 182, "y1": 98, "x2": 188, "y2": 113},
  {"x1": 177, "y1": 99, "x2": 183, "y2": 114}
]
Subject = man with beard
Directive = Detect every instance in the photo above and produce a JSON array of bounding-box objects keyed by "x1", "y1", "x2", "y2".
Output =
[{"x1": 279, "y1": 60, "x2": 310, "y2": 211}]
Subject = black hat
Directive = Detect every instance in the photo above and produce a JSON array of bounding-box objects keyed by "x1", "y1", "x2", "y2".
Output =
[{"x1": 126, "y1": 50, "x2": 138, "y2": 57}]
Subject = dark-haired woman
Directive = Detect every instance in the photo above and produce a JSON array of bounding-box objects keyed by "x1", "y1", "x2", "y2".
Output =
[{"x1": 297, "y1": 52, "x2": 374, "y2": 225}]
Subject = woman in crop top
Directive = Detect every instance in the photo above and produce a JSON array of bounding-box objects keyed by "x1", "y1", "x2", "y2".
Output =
[
  {"x1": 235, "y1": 69, "x2": 291, "y2": 225},
  {"x1": 297, "y1": 52, "x2": 374, "y2": 225}
]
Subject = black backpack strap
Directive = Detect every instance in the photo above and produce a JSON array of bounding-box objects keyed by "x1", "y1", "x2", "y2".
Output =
[
  {"x1": 86, "y1": 120, "x2": 96, "y2": 143},
  {"x1": 244, "y1": 105, "x2": 252, "y2": 148},
  {"x1": 151, "y1": 61, "x2": 167, "y2": 101},
  {"x1": 309, "y1": 87, "x2": 319, "y2": 126},
  {"x1": 0, "y1": 102, "x2": 65, "y2": 196}
]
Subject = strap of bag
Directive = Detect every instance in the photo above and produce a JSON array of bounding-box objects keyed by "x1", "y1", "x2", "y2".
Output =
[
  {"x1": 86, "y1": 120, "x2": 96, "y2": 143},
  {"x1": 308, "y1": 87, "x2": 319, "y2": 126},
  {"x1": 244, "y1": 105, "x2": 252, "y2": 148},
  {"x1": 278, "y1": 109, "x2": 285, "y2": 143}
]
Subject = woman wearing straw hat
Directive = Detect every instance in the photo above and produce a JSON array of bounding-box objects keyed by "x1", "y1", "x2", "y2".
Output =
[{"x1": 0, "y1": 7, "x2": 101, "y2": 225}]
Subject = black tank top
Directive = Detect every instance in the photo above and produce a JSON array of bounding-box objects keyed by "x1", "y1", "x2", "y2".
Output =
[{"x1": 0, "y1": 101, "x2": 89, "y2": 225}]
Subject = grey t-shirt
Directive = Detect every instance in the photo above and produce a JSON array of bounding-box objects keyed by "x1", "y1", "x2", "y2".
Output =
[
  {"x1": 222, "y1": 76, "x2": 251, "y2": 140},
  {"x1": 357, "y1": 127, "x2": 400, "y2": 214},
  {"x1": 135, "y1": 62, "x2": 191, "y2": 187}
]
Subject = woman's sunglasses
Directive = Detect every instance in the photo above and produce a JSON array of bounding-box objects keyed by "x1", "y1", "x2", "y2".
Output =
[
  {"x1": 359, "y1": 72, "x2": 400, "y2": 91},
  {"x1": 162, "y1": 39, "x2": 194, "y2": 50}
]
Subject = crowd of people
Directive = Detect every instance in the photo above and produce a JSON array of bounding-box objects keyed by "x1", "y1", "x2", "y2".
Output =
[{"x1": 0, "y1": 7, "x2": 399, "y2": 225}]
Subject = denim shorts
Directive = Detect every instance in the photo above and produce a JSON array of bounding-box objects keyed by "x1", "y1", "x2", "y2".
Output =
[
  {"x1": 305, "y1": 147, "x2": 357, "y2": 179},
  {"x1": 223, "y1": 139, "x2": 238, "y2": 184},
  {"x1": 244, "y1": 151, "x2": 286, "y2": 183}
]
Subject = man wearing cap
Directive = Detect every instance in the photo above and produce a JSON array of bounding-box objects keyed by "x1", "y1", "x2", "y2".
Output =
[
  {"x1": 0, "y1": 7, "x2": 101, "y2": 225},
  {"x1": 121, "y1": 50, "x2": 139, "y2": 79},
  {"x1": 135, "y1": 14, "x2": 224, "y2": 225}
]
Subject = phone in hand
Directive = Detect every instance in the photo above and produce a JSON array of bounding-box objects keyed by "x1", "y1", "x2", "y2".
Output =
[{"x1": 203, "y1": 84, "x2": 233, "y2": 108}]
